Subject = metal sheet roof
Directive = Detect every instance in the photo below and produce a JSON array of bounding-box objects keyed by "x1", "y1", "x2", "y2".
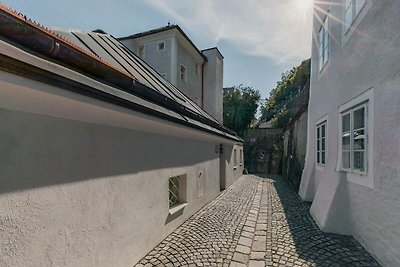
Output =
[
  {"x1": 53, "y1": 29, "x2": 219, "y2": 123},
  {"x1": 0, "y1": 4, "x2": 241, "y2": 142}
]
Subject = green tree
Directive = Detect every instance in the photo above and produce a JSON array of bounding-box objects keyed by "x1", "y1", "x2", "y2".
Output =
[
  {"x1": 223, "y1": 85, "x2": 261, "y2": 137},
  {"x1": 260, "y1": 59, "x2": 311, "y2": 127}
]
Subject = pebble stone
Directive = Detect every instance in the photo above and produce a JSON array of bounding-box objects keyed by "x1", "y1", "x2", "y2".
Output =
[{"x1": 136, "y1": 175, "x2": 381, "y2": 267}]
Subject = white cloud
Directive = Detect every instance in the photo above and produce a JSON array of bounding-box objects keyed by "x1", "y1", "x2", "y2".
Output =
[{"x1": 145, "y1": 0, "x2": 313, "y2": 64}]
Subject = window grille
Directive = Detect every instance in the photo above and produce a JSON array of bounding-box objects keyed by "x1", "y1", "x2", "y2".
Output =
[{"x1": 169, "y1": 176, "x2": 180, "y2": 207}]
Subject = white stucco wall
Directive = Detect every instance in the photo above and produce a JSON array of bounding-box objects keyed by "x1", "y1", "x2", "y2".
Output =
[
  {"x1": 0, "y1": 70, "x2": 241, "y2": 266},
  {"x1": 120, "y1": 35, "x2": 173, "y2": 81},
  {"x1": 202, "y1": 48, "x2": 224, "y2": 124},
  {"x1": 120, "y1": 30, "x2": 204, "y2": 107},
  {"x1": 221, "y1": 144, "x2": 244, "y2": 190},
  {"x1": 300, "y1": 1, "x2": 400, "y2": 266},
  {"x1": 175, "y1": 41, "x2": 202, "y2": 106}
]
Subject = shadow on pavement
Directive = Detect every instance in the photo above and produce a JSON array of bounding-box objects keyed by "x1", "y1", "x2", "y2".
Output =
[{"x1": 260, "y1": 174, "x2": 380, "y2": 267}]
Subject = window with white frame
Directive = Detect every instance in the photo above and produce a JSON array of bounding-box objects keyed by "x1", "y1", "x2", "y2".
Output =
[
  {"x1": 341, "y1": 104, "x2": 367, "y2": 173},
  {"x1": 319, "y1": 14, "x2": 329, "y2": 71},
  {"x1": 158, "y1": 41, "x2": 165, "y2": 51},
  {"x1": 316, "y1": 121, "x2": 327, "y2": 165},
  {"x1": 138, "y1": 45, "x2": 145, "y2": 59},
  {"x1": 345, "y1": 0, "x2": 367, "y2": 32},
  {"x1": 180, "y1": 64, "x2": 187, "y2": 82}
]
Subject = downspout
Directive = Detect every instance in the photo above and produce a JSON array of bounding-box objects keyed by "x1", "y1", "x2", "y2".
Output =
[{"x1": 201, "y1": 60, "x2": 206, "y2": 108}]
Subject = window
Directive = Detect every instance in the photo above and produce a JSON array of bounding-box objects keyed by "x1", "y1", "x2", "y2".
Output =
[
  {"x1": 138, "y1": 45, "x2": 145, "y2": 59},
  {"x1": 197, "y1": 171, "x2": 204, "y2": 199},
  {"x1": 345, "y1": 0, "x2": 367, "y2": 32},
  {"x1": 316, "y1": 121, "x2": 327, "y2": 165},
  {"x1": 319, "y1": 14, "x2": 329, "y2": 71},
  {"x1": 240, "y1": 149, "x2": 243, "y2": 165},
  {"x1": 337, "y1": 88, "x2": 374, "y2": 188},
  {"x1": 180, "y1": 64, "x2": 187, "y2": 82},
  {"x1": 341, "y1": 104, "x2": 367, "y2": 173},
  {"x1": 169, "y1": 176, "x2": 180, "y2": 207},
  {"x1": 234, "y1": 149, "x2": 237, "y2": 168},
  {"x1": 158, "y1": 41, "x2": 165, "y2": 51},
  {"x1": 195, "y1": 63, "x2": 200, "y2": 76},
  {"x1": 168, "y1": 175, "x2": 187, "y2": 208}
]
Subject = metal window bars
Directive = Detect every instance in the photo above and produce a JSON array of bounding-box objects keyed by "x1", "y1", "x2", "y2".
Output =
[{"x1": 169, "y1": 176, "x2": 180, "y2": 207}]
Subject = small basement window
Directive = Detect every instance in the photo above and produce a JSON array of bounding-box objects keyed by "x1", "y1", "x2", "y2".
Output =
[{"x1": 168, "y1": 174, "x2": 187, "y2": 211}]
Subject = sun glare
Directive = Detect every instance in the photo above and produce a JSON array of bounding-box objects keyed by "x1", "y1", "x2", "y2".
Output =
[{"x1": 294, "y1": 0, "x2": 314, "y2": 13}]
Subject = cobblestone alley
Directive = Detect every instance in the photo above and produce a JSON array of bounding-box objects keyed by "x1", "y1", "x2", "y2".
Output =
[{"x1": 136, "y1": 175, "x2": 380, "y2": 267}]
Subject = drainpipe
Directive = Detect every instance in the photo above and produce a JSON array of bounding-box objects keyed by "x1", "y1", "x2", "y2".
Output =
[{"x1": 201, "y1": 60, "x2": 206, "y2": 108}]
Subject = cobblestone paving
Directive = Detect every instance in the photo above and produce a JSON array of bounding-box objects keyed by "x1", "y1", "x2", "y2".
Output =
[{"x1": 136, "y1": 175, "x2": 380, "y2": 267}]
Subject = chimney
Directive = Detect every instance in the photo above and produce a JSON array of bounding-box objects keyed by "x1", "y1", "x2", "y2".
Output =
[{"x1": 202, "y1": 48, "x2": 224, "y2": 124}]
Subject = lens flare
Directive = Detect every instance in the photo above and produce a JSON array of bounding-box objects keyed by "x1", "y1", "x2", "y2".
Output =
[{"x1": 294, "y1": 0, "x2": 314, "y2": 13}]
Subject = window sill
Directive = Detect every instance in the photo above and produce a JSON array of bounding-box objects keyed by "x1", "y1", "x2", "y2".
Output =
[
  {"x1": 346, "y1": 171, "x2": 373, "y2": 189},
  {"x1": 318, "y1": 61, "x2": 330, "y2": 78},
  {"x1": 316, "y1": 164, "x2": 326, "y2": 172},
  {"x1": 169, "y1": 202, "x2": 188, "y2": 215},
  {"x1": 337, "y1": 169, "x2": 373, "y2": 189}
]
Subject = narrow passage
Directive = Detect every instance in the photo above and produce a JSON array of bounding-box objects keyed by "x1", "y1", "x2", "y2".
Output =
[{"x1": 136, "y1": 175, "x2": 380, "y2": 267}]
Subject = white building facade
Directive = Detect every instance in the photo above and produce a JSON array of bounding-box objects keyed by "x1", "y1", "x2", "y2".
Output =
[
  {"x1": 0, "y1": 7, "x2": 243, "y2": 266},
  {"x1": 300, "y1": 1, "x2": 400, "y2": 266},
  {"x1": 119, "y1": 25, "x2": 224, "y2": 124}
]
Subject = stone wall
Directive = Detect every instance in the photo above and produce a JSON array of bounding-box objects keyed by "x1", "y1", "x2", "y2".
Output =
[
  {"x1": 244, "y1": 128, "x2": 283, "y2": 175},
  {"x1": 282, "y1": 111, "x2": 308, "y2": 191}
]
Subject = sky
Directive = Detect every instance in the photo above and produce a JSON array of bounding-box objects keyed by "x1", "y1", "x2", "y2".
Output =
[{"x1": 1, "y1": 0, "x2": 313, "y2": 100}]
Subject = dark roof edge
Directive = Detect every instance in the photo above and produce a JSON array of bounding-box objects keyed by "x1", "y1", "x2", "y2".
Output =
[
  {"x1": 0, "y1": 4, "x2": 135, "y2": 89},
  {"x1": 201, "y1": 47, "x2": 224, "y2": 59},
  {"x1": 118, "y1": 25, "x2": 207, "y2": 61},
  {"x1": 118, "y1": 25, "x2": 177, "y2": 40}
]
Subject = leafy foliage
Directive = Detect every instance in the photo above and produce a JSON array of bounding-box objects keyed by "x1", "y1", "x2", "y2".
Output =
[
  {"x1": 223, "y1": 85, "x2": 261, "y2": 137},
  {"x1": 261, "y1": 59, "x2": 311, "y2": 128}
]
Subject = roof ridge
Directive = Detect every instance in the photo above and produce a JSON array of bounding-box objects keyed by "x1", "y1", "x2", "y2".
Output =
[
  {"x1": 119, "y1": 24, "x2": 177, "y2": 39},
  {"x1": 0, "y1": 3, "x2": 133, "y2": 80},
  {"x1": 118, "y1": 24, "x2": 207, "y2": 61}
]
